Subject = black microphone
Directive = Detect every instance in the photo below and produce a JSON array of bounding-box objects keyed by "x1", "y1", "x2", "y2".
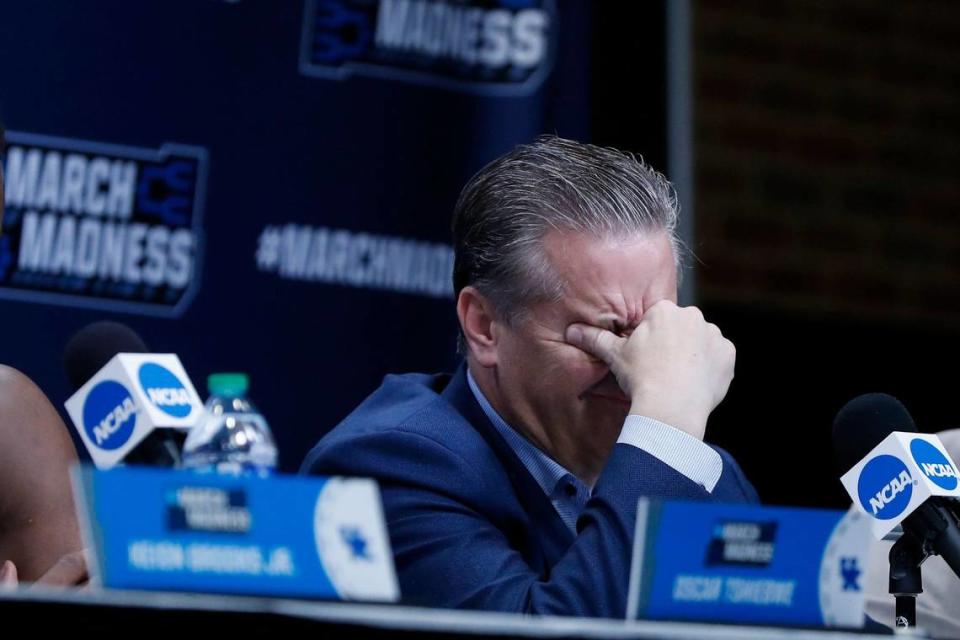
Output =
[
  {"x1": 64, "y1": 321, "x2": 149, "y2": 390},
  {"x1": 63, "y1": 321, "x2": 187, "y2": 467},
  {"x1": 832, "y1": 393, "x2": 960, "y2": 578},
  {"x1": 832, "y1": 392, "x2": 917, "y2": 478}
]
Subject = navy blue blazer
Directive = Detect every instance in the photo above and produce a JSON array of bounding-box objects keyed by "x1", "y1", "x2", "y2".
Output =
[{"x1": 301, "y1": 365, "x2": 758, "y2": 617}]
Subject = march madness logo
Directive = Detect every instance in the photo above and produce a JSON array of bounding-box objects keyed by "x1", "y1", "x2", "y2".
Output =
[
  {"x1": 299, "y1": 0, "x2": 556, "y2": 94},
  {"x1": 0, "y1": 132, "x2": 207, "y2": 316}
]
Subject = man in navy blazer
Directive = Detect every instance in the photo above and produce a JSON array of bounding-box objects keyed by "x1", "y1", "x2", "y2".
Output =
[{"x1": 303, "y1": 136, "x2": 757, "y2": 617}]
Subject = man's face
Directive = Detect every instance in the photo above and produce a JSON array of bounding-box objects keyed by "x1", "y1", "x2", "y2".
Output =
[{"x1": 489, "y1": 230, "x2": 678, "y2": 472}]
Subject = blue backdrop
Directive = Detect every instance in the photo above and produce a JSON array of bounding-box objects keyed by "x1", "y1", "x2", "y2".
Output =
[{"x1": 0, "y1": 0, "x2": 594, "y2": 470}]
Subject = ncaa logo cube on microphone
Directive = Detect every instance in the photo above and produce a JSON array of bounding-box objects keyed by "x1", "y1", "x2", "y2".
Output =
[
  {"x1": 138, "y1": 362, "x2": 193, "y2": 419},
  {"x1": 910, "y1": 438, "x2": 959, "y2": 490},
  {"x1": 841, "y1": 432, "x2": 960, "y2": 538},
  {"x1": 82, "y1": 380, "x2": 138, "y2": 451},
  {"x1": 856, "y1": 456, "x2": 913, "y2": 521},
  {"x1": 66, "y1": 353, "x2": 203, "y2": 469}
]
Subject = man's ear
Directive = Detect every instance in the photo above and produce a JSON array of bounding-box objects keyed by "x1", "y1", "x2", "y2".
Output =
[{"x1": 456, "y1": 286, "x2": 500, "y2": 367}]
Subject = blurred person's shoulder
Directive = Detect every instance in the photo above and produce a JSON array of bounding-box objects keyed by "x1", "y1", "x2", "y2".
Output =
[{"x1": 936, "y1": 428, "x2": 960, "y2": 457}]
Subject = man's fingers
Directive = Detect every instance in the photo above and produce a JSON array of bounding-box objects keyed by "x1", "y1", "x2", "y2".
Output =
[
  {"x1": 32, "y1": 550, "x2": 88, "y2": 587},
  {"x1": 0, "y1": 560, "x2": 18, "y2": 590},
  {"x1": 565, "y1": 323, "x2": 625, "y2": 363}
]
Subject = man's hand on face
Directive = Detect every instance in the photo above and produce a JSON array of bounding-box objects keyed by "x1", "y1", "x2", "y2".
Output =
[{"x1": 565, "y1": 300, "x2": 735, "y2": 441}]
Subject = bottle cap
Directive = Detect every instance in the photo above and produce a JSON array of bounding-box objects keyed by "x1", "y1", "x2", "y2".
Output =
[{"x1": 207, "y1": 372, "x2": 249, "y2": 397}]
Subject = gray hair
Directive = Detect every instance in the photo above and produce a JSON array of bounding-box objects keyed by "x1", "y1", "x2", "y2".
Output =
[{"x1": 452, "y1": 135, "x2": 683, "y2": 334}]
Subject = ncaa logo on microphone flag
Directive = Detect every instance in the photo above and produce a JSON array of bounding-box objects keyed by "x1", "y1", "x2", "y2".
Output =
[
  {"x1": 82, "y1": 380, "x2": 138, "y2": 451},
  {"x1": 910, "y1": 438, "x2": 959, "y2": 491},
  {"x1": 138, "y1": 362, "x2": 193, "y2": 419},
  {"x1": 299, "y1": 0, "x2": 556, "y2": 95},
  {"x1": 0, "y1": 131, "x2": 207, "y2": 317},
  {"x1": 857, "y1": 455, "x2": 914, "y2": 520}
]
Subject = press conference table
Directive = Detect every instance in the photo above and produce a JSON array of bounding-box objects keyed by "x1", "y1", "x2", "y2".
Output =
[{"x1": 0, "y1": 588, "x2": 896, "y2": 638}]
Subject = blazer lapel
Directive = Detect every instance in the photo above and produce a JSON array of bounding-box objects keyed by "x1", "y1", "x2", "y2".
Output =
[{"x1": 440, "y1": 364, "x2": 575, "y2": 570}]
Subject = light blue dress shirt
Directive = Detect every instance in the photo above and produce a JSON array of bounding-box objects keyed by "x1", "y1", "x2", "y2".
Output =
[{"x1": 466, "y1": 370, "x2": 723, "y2": 533}]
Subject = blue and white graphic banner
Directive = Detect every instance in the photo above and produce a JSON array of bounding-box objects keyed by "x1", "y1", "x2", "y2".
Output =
[
  {"x1": 627, "y1": 500, "x2": 870, "y2": 629},
  {"x1": 299, "y1": 0, "x2": 557, "y2": 95},
  {"x1": 73, "y1": 465, "x2": 399, "y2": 601},
  {"x1": 1, "y1": 131, "x2": 207, "y2": 316}
]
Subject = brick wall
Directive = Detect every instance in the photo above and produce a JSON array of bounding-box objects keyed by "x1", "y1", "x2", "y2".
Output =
[{"x1": 693, "y1": 0, "x2": 960, "y2": 326}]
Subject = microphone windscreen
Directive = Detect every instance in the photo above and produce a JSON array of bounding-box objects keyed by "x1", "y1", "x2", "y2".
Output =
[
  {"x1": 64, "y1": 321, "x2": 149, "y2": 391},
  {"x1": 832, "y1": 392, "x2": 917, "y2": 476}
]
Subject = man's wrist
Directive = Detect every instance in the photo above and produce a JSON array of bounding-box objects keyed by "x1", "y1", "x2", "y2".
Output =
[
  {"x1": 628, "y1": 399, "x2": 708, "y2": 441},
  {"x1": 618, "y1": 415, "x2": 723, "y2": 491}
]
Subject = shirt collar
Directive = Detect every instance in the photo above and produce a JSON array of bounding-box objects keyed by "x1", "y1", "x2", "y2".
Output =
[{"x1": 466, "y1": 368, "x2": 586, "y2": 500}]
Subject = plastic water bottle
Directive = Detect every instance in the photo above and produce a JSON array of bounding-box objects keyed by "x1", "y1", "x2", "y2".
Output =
[{"x1": 181, "y1": 372, "x2": 278, "y2": 476}]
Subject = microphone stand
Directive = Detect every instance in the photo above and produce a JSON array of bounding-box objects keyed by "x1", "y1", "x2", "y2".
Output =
[
  {"x1": 890, "y1": 498, "x2": 960, "y2": 630},
  {"x1": 123, "y1": 429, "x2": 187, "y2": 467},
  {"x1": 888, "y1": 533, "x2": 926, "y2": 629}
]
